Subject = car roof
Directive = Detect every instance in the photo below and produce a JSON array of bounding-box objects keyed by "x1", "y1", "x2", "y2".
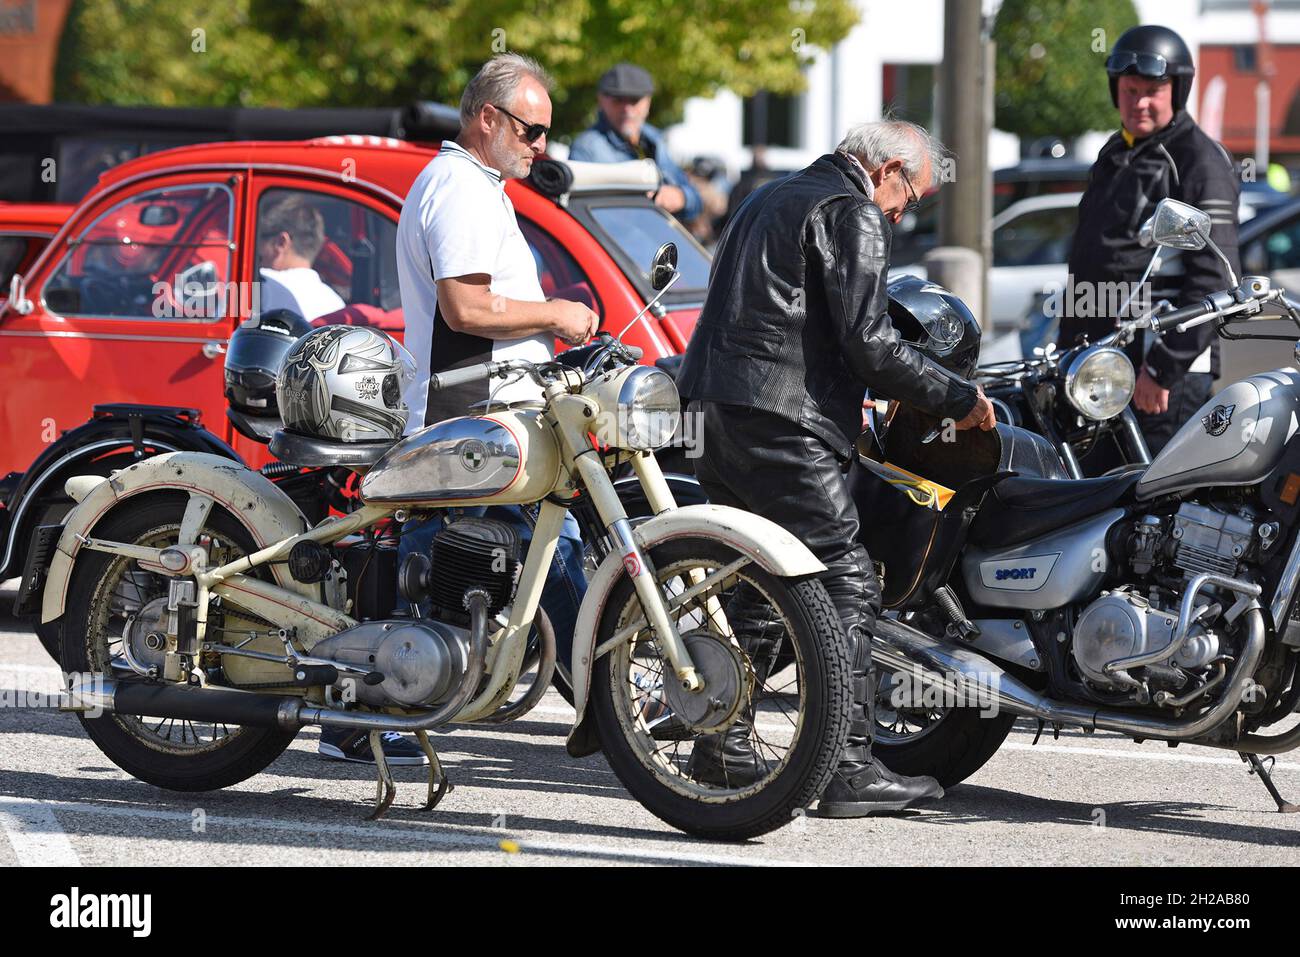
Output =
[
  {"x1": 0, "y1": 202, "x2": 77, "y2": 230},
  {"x1": 991, "y1": 192, "x2": 1084, "y2": 230},
  {"x1": 1241, "y1": 195, "x2": 1300, "y2": 243},
  {"x1": 91, "y1": 137, "x2": 437, "y2": 202}
]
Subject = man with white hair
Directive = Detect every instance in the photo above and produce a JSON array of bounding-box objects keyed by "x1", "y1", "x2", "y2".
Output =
[
  {"x1": 320, "y1": 54, "x2": 598, "y2": 766},
  {"x1": 678, "y1": 120, "x2": 996, "y2": 816}
]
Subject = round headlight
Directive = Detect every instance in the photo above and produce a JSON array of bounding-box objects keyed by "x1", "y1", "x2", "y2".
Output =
[
  {"x1": 619, "y1": 367, "x2": 681, "y2": 450},
  {"x1": 1064, "y1": 346, "x2": 1135, "y2": 421}
]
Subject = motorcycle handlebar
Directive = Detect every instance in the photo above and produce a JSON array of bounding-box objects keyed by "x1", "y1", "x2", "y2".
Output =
[
  {"x1": 428, "y1": 361, "x2": 509, "y2": 391},
  {"x1": 1154, "y1": 300, "x2": 1215, "y2": 333}
]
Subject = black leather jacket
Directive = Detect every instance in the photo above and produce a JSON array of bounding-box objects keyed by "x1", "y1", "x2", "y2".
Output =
[
  {"x1": 677, "y1": 150, "x2": 981, "y2": 459},
  {"x1": 1064, "y1": 111, "x2": 1240, "y2": 385}
]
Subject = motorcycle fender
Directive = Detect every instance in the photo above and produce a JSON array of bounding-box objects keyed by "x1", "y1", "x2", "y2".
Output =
[
  {"x1": 565, "y1": 503, "x2": 824, "y2": 755},
  {"x1": 41, "y1": 452, "x2": 312, "y2": 624}
]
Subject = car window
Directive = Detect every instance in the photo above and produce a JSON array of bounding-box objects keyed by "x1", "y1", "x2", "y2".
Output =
[
  {"x1": 1243, "y1": 213, "x2": 1300, "y2": 273},
  {"x1": 255, "y1": 187, "x2": 402, "y2": 330},
  {"x1": 0, "y1": 236, "x2": 32, "y2": 291},
  {"x1": 43, "y1": 183, "x2": 233, "y2": 319},
  {"x1": 518, "y1": 218, "x2": 603, "y2": 318},
  {"x1": 993, "y1": 207, "x2": 1077, "y2": 267},
  {"x1": 587, "y1": 204, "x2": 711, "y2": 292}
]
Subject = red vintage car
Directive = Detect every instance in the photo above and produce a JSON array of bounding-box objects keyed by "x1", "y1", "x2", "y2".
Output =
[{"x1": 0, "y1": 137, "x2": 709, "y2": 479}]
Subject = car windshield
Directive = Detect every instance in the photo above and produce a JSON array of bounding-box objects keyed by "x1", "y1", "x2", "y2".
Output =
[{"x1": 587, "y1": 204, "x2": 711, "y2": 296}]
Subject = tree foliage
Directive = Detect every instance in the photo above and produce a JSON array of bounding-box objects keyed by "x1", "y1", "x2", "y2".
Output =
[
  {"x1": 992, "y1": 0, "x2": 1139, "y2": 140},
  {"x1": 55, "y1": 0, "x2": 859, "y2": 140}
]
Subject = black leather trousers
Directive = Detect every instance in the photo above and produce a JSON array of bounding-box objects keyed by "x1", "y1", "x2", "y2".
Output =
[{"x1": 693, "y1": 401, "x2": 880, "y2": 764}]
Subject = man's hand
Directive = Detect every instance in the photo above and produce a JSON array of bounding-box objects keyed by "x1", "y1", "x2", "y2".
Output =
[
  {"x1": 1134, "y1": 368, "x2": 1169, "y2": 415},
  {"x1": 652, "y1": 185, "x2": 687, "y2": 214},
  {"x1": 551, "y1": 299, "x2": 600, "y2": 346},
  {"x1": 955, "y1": 386, "x2": 997, "y2": 431}
]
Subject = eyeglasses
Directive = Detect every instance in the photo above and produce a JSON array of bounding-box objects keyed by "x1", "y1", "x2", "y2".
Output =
[
  {"x1": 900, "y1": 169, "x2": 921, "y2": 214},
  {"x1": 1106, "y1": 51, "x2": 1169, "y2": 79},
  {"x1": 492, "y1": 104, "x2": 549, "y2": 144}
]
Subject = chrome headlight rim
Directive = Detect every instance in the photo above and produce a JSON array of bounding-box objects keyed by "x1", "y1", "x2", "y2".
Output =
[
  {"x1": 1063, "y1": 345, "x2": 1136, "y2": 421},
  {"x1": 616, "y1": 366, "x2": 681, "y2": 451}
]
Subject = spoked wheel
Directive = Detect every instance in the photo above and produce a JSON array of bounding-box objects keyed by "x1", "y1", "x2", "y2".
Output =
[
  {"x1": 590, "y1": 537, "x2": 851, "y2": 841},
  {"x1": 61, "y1": 494, "x2": 297, "y2": 791},
  {"x1": 870, "y1": 667, "x2": 1015, "y2": 789}
]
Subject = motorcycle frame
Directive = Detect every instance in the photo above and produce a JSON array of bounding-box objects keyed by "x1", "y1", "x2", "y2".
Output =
[{"x1": 70, "y1": 373, "x2": 714, "y2": 723}]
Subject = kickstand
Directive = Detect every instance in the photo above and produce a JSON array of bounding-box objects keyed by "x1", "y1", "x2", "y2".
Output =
[
  {"x1": 367, "y1": 730, "x2": 397, "y2": 821},
  {"x1": 1031, "y1": 720, "x2": 1045, "y2": 746},
  {"x1": 1240, "y1": 753, "x2": 1300, "y2": 813},
  {"x1": 415, "y1": 729, "x2": 452, "y2": 811}
]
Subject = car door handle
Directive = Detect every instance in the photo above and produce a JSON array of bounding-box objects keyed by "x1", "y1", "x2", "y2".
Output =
[{"x1": 202, "y1": 341, "x2": 227, "y2": 360}]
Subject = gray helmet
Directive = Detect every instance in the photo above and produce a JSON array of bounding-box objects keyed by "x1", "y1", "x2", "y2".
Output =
[{"x1": 277, "y1": 325, "x2": 414, "y2": 442}]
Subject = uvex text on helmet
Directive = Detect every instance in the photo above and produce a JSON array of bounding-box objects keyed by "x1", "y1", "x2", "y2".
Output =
[{"x1": 277, "y1": 325, "x2": 411, "y2": 442}]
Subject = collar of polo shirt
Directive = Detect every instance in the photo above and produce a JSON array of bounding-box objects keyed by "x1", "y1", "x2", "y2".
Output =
[{"x1": 440, "y1": 139, "x2": 506, "y2": 188}]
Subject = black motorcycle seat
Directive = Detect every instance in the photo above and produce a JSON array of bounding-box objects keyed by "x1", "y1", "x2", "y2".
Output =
[
  {"x1": 967, "y1": 470, "x2": 1141, "y2": 549},
  {"x1": 269, "y1": 429, "x2": 396, "y2": 469}
]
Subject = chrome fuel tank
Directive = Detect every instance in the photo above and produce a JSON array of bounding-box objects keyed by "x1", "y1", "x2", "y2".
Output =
[
  {"x1": 1136, "y1": 369, "x2": 1300, "y2": 500},
  {"x1": 360, "y1": 411, "x2": 561, "y2": 506}
]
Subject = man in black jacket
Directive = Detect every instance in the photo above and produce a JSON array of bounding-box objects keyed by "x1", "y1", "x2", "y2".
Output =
[
  {"x1": 677, "y1": 120, "x2": 995, "y2": 817},
  {"x1": 1063, "y1": 24, "x2": 1240, "y2": 455}
]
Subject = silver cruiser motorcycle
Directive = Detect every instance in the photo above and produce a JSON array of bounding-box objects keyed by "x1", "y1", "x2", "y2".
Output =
[
  {"x1": 866, "y1": 199, "x2": 1300, "y2": 812},
  {"x1": 47, "y1": 246, "x2": 852, "y2": 840}
]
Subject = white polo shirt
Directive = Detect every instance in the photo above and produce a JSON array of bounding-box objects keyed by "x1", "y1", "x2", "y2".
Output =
[
  {"x1": 396, "y1": 140, "x2": 550, "y2": 432},
  {"x1": 258, "y1": 266, "x2": 345, "y2": 320}
]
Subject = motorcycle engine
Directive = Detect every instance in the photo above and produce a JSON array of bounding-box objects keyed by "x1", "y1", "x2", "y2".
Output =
[
  {"x1": 1071, "y1": 589, "x2": 1219, "y2": 692},
  {"x1": 301, "y1": 517, "x2": 521, "y2": 709}
]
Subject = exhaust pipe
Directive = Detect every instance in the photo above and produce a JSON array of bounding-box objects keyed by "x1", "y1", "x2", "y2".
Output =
[
  {"x1": 63, "y1": 679, "x2": 304, "y2": 730},
  {"x1": 872, "y1": 609, "x2": 1265, "y2": 741}
]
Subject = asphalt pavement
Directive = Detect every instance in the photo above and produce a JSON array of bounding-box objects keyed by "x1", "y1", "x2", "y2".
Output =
[{"x1": 3, "y1": 581, "x2": 1297, "y2": 867}]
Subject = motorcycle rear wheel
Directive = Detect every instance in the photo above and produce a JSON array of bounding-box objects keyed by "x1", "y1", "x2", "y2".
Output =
[
  {"x1": 589, "y1": 537, "x2": 851, "y2": 841},
  {"x1": 61, "y1": 494, "x2": 297, "y2": 791}
]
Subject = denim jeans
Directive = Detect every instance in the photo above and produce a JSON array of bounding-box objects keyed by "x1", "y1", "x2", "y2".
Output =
[{"x1": 397, "y1": 505, "x2": 587, "y2": 678}]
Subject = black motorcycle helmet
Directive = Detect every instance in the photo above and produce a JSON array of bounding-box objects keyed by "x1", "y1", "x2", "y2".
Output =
[
  {"x1": 885, "y1": 275, "x2": 981, "y2": 380},
  {"x1": 1106, "y1": 25, "x2": 1195, "y2": 111},
  {"x1": 224, "y1": 308, "x2": 313, "y2": 416}
]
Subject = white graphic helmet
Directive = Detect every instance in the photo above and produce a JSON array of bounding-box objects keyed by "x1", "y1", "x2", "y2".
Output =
[{"x1": 276, "y1": 325, "x2": 415, "y2": 442}]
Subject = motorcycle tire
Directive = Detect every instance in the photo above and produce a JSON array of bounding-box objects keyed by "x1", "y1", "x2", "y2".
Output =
[
  {"x1": 61, "y1": 494, "x2": 297, "y2": 792},
  {"x1": 589, "y1": 537, "x2": 850, "y2": 841},
  {"x1": 872, "y1": 701, "x2": 1016, "y2": 789}
]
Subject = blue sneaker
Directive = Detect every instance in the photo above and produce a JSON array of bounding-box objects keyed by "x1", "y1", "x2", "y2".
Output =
[{"x1": 319, "y1": 728, "x2": 427, "y2": 766}]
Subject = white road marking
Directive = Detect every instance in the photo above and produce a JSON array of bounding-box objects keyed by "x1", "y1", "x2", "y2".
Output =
[
  {"x1": 1001, "y1": 741, "x2": 1300, "y2": 771},
  {"x1": 26, "y1": 798, "x2": 810, "y2": 867},
  {"x1": 0, "y1": 797, "x2": 81, "y2": 866}
]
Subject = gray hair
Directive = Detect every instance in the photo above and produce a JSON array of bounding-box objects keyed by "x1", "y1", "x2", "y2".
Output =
[
  {"x1": 837, "y1": 119, "x2": 947, "y2": 183},
  {"x1": 459, "y1": 54, "x2": 554, "y2": 129}
]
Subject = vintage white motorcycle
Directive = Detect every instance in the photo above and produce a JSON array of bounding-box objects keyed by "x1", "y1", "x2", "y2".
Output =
[{"x1": 47, "y1": 245, "x2": 851, "y2": 840}]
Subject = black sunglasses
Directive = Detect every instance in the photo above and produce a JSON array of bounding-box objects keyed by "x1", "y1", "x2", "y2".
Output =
[
  {"x1": 1106, "y1": 51, "x2": 1169, "y2": 78},
  {"x1": 492, "y1": 104, "x2": 549, "y2": 144}
]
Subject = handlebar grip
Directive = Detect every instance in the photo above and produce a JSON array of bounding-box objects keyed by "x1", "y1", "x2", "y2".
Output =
[
  {"x1": 624, "y1": 345, "x2": 644, "y2": 360},
  {"x1": 429, "y1": 362, "x2": 498, "y2": 391},
  {"x1": 1155, "y1": 300, "x2": 1213, "y2": 333}
]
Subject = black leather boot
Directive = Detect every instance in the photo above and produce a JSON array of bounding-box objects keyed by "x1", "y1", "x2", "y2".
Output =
[
  {"x1": 687, "y1": 583, "x2": 780, "y2": 788},
  {"x1": 815, "y1": 627, "x2": 944, "y2": 817}
]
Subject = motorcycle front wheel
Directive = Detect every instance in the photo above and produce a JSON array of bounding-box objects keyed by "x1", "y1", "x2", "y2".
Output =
[
  {"x1": 589, "y1": 537, "x2": 851, "y2": 841},
  {"x1": 61, "y1": 493, "x2": 297, "y2": 791}
]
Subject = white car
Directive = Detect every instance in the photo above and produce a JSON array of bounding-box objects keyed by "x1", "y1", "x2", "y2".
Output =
[{"x1": 892, "y1": 191, "x2": 1266, "y2": 339}]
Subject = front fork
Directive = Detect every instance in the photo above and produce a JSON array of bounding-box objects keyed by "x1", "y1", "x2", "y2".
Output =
[{"x1": 567, "y1": 446, "x2": 703, "y2": 691}]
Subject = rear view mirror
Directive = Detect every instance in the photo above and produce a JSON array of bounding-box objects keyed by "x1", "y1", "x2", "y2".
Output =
[
  {"x1": 140, "y1": 204, "x2": 180, "y2": 227},
  {"x1": 1149, "y1": 198, "x2": 1211, "y2": 251},
  {"x1": 650, "y1": 243, "x2": 678, "y2": 291}
]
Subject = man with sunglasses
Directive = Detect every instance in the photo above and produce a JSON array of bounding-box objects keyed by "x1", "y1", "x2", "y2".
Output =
[
  {"x1": 677, "y1": 120, "x2": 995, "y2": 817},
  {"x1": 318, "y1": 55, "x2": 597, "y2": 767},
  {"x1": 1064, "y1": 25, "x2": 1240, "y2": 459},
  {"x1": 569, "y1": 63, "x2": 701, "y2": 222}
]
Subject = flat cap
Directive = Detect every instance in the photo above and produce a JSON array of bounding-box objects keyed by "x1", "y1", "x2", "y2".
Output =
[{"x1": 598, "y1": 63, "x2": 655, "y2": 98}]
